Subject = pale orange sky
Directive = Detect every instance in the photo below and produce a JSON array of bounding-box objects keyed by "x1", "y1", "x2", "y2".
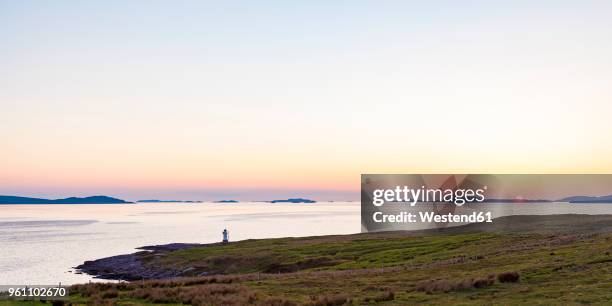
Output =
[{"x1": 2, "y1": 2, "x2": 612, "y2": 200}]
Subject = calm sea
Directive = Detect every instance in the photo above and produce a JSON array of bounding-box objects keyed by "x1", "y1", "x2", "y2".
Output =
[
  {"x1": 0, "y1": 202, "x2": 610, "y2": 285},
  {"x1": 0, "y1": 202, "x2": 359, "y2": 285}
]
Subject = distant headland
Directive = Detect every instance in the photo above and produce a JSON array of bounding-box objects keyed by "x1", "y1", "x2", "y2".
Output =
[
  {"x1": 559, "y1": 195, "x2": 612, "y2": 203},
  {"x1": 482, "y1": 195, "x2": 612, "y2": 204},
  {"x1": 270, "y1": 198, "x2": 316, "y2": 203},
  {"x1": 0, "y1": 195, "x2": 131, "y2": 204},
  {"x1": 483, "y1": 199, "x2": 552, "y2": 203}
]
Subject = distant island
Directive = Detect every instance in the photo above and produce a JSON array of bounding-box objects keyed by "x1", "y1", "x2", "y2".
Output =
[
  {"x1": 214, "y1": 200, "x2": 239, "y2": 203},
  {"x1": 559, "y1": 195, "x2": 612, "y2": 203},
  {"x1": 0, "y1": 195, "x2": 130, "y2": 204},
  {"x1": 137, "y1": 200, "x2": 202, "y2": 203},
  {"x1": 270, "y1": 198, "x2": 316, "y2": 203},
  {"x1": 480, "y1": 195, "x2": 612, "y2": 204}
]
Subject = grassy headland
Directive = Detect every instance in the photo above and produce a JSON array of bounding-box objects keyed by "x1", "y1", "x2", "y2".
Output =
[{"x1": 2, "y1": 214, "x2": 612, "y2": 305}]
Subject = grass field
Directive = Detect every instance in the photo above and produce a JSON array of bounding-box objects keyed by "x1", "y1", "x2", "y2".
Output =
[{"x1": 2, "y1": 215, "x2": 611, "y2": 305}]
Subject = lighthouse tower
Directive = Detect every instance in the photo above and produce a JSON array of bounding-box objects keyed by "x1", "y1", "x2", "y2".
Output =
[{"x1": 222, "y1": 228, "x2": 229, "y2": 244}]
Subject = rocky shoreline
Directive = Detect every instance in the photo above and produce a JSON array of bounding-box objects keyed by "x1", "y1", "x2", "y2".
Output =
[{"x1": 75, "y1": 243, "x2": 205, "y2": 281}]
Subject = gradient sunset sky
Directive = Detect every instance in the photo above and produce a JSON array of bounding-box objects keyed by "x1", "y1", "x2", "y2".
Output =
[{"x1": 1, "y1": 1, "x2": 612, "y2": 201}]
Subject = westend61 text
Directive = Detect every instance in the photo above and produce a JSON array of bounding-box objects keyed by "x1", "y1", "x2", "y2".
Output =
[{"x1": 372, "y1": 211, "x2": 493, "y2": 223}]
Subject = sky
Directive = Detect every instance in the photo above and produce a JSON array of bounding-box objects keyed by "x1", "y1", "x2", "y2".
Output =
[{"x1": 1, "y1": 1, "x2": 612, "y2": 201}]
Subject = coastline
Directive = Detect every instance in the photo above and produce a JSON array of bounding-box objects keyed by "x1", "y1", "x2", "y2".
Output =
[
  {"x1": 75, "y1": 214, "x2": 612, "y2": 281},
  {"x1": 0, "y1": 213, "x2": 609, "y2": 304}
]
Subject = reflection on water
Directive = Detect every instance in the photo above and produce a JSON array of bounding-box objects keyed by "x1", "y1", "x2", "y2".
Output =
[
  {"x1": 105, "y1": 221, "x2": 140, "y2": 225},
  {"x1": 0, "y1": 220, "x2": 97, "y2": 228},
  {"x1": 223, "y1": 211, "x2": 360, "y2": 221}
]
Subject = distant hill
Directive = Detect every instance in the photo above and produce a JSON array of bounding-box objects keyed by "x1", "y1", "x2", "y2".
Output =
[
  {"x1": 483, "y1": 199, "x2": 552, "y2": 203},
  {"x1": 270, "y1": 198, "x2": 316, "y2": 203},
  {"x1": 214, "y1": 200, "x2": 239, "y2": 203},
  {"x1": 0, "y1": 195, "x2": 130, "y2": 204},
  {"x1": 559, "y1": 195, "x2": 612, "y2": 203}
]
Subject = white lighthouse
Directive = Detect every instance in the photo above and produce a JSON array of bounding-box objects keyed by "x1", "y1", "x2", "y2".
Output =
[{"x1": 222, "y1": 228, "x2": 229, "y2": 244}]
